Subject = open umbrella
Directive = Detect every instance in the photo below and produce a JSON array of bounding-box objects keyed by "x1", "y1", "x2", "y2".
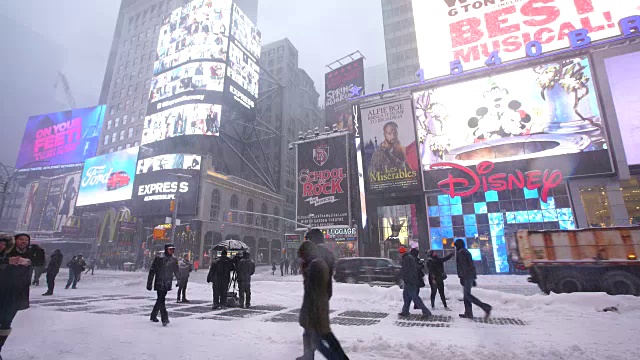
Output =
[{"x1": 212, "y1": 240, "x2": 250, "y2": 252}]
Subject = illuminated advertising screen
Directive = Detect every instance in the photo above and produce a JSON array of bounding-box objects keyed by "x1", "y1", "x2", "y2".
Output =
[
  {"x1": 230, "y1": 3, "x2": 261, "y2": 59},
  {"x1": 361, "y1": 99, "x2": 421, "y2": 193},
  {"x1": 148, "y1": 61, "x2": 225, "y2": 104},
  {"x1": 412, "y1": 0, "x2": 640, "y2": 80},
  {"x1": 142, "y1": 103, "x2": 221, "y2": 145},
  {"x1": 603, "y1": 50, "x2": 640, "y2": 166},
  {"x1": 132, "y1": 154, "x2": 201, "y2": 216},
  {"x1": 16, "y1": 105, "x2": 105, "y2": 170},
  {"x1": 325, "y1": 58, "x2": 365, "y2": 131},
  {"x1": 414, "y1": 56, "x2": 613, "y2": 197},
  {"x1": 76, "y1": 147, "x2": 139, "y2": 207},
  {"x1": 227, "y1": 41, "x2": 259, "y2": 98},
  {"x1": 296, "y1": 134, "x2": 351, "y2": 228}
]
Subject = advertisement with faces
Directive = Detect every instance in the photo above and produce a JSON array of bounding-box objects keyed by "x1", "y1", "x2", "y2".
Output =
[
  {"x1": 154, "y1": 33, "x2": 228, "y2": 75},
  {"x1": 136, "y1": 154, "x2": 202, "y2": 174},
  {"x1": 142, "y1": 103, "x2": 221, "y2": 145},
  {"x1": 227, "y1": 41, "x2": 259, "y2": 98},
  {"x1": 149, "y1": 61, "x2": 225, "y2": 104},
  {"x1": 230, "y1": 3, "x2": 261, "y2": 59}
]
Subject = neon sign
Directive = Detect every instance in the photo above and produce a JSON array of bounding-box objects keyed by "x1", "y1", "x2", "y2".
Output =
[{"x1": 431, "y1": 161, "x2": 563, "y2": 202}]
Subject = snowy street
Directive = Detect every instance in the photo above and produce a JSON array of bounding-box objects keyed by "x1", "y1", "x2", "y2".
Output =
[{"x1": 5, "y1": 267, "x2": 640, "y2": 360}]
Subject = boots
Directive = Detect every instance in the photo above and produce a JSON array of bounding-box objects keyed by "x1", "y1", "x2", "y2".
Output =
[
  {"x1": 0, "y1": 328, "x2": 11, "y2": 355},
  {"x1": 296, "y1": 331, "x2": 314, "y2": 360}
]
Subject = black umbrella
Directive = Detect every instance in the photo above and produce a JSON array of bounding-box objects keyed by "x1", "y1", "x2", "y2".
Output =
[{"x1": 212, "y1": 240, "x2": 250, "y2": 252}]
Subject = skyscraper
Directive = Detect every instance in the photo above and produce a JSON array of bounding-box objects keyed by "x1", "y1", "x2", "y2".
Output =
[{"x1": 381, "y1": 0, "x2": 420, "y2": 89}]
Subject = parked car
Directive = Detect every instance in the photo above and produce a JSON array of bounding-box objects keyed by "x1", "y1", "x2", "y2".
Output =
[
  {"x1": 334, "y1": 257, "x2": 403, "y2": 287},
  {"x1": 107, "y1": 170, "x2": 131, "y2": 190}
]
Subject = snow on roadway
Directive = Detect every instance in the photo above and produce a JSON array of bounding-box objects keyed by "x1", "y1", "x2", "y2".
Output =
[{"x1": 5, "y1": 268, "x2": 640, "y2": 360}]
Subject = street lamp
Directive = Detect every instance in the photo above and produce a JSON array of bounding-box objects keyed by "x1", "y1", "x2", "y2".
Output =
[{"x1": 168, "y1": 173, "x2": 192, "y2": 242}]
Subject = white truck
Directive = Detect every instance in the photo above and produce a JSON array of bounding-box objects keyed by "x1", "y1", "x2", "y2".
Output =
[{"x1": 516, "y1": 227, "x2": 640, "y2": 296}]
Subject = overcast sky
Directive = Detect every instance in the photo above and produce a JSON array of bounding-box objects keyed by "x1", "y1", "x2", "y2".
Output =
[{"x1": 0, "y1": 0, "x2": 386, "y2": 167}]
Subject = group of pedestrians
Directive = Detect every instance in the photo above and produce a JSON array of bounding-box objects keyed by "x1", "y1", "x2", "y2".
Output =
[{"x1": 397, "y1": 239, "x2": 492, "y2": 320}]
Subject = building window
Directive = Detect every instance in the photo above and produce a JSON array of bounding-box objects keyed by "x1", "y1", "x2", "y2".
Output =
[
  {"x1": 111, "y1": 133, "x2": 117, "y2": 143},
  {"x1": 139, "y1": 109, "x2": 145, "y2": 119},
  {"x1": 261, "y1": 203, "x2": 268, "y2": 228},
  {"x1": 273, "y1": 207, "x2": 280, "y2": 230},
  {"x1": 128, "y1": 85, "x2": 133, "y2": 95},
  {"x1": 103, "y1": 136, "x2": 109, "y2": 145},
  {"x1": 109, "y1": 107, "x2": 116, "y2": 116},
  {"x1": 246, "y1": 199, "x2": 254, "y2": 225},
  {"x1": 580, "y1": 186, "x2": 611, "y2": 227},
  {"x1": 123, "y1": 115, "x2": 128, "y2": 124},
  {"x1": 115, "y1": 118, "x2": 120, "y2": 127},
  {"x1": 134, "y1": 141, "x2": 140, "y2": 147},
  {"x1": 120, "y1": 89, "x2": 125, "y2": 98},
  {"x1": 210, "y1": 190, "x2": 220, "y2": 221},
  {"x1": 109, "y1": 148, "x2": 115, "y2": 153},
  {"x1": 230, "y1": 194, "x2": 238, "y2": 209},
  {"x1": 119, "y1": 130, "x2": 125, "y2": 141},
  {"x1": 128, "y1": 127, "x2": 134, "y2": 138},
  {"x1": 107, "y1": 120, "x2": 112, "y2": 130},
  {"x1": 126, "y1": 143, "x2": 131, "y2": 149},
  {"x1": 117, "y1": 145, "x2": 123, "y2": 151}
]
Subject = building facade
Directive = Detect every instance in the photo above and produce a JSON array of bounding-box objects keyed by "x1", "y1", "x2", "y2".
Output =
[{"x1": 380, "y1": 0, "x2": 419, "y2": 89}]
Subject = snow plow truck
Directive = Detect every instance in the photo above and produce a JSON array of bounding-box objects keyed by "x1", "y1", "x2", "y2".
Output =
[{"x1": 516, "y1": 227, "x2": 640, "y2": 296}]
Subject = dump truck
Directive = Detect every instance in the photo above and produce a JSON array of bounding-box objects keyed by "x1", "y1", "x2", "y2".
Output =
[{"x1": 516, "y1": 227, "x2": 640, "y2": 296}]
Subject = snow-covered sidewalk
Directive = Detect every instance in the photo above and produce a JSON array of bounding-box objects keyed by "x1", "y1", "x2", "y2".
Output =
[{"x1": 5, "y1": 270, "x2": 640, "y2": 360}]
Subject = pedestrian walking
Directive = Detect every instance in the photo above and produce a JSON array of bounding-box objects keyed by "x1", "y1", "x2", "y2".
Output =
[
  {"x1": 42, "y1": 249, "x2": 63, "y2": 296},
  {"x1": 284, "y1": 257, "x2": 290, "y2": 274},
  {"x1": 280, "y1": 258, "x2": 285, "y2": 276},
  {"x1": 31, "y1": 263, "x2": 46, "y2": 286},
  {"x1": 454, "y1": 239, "x2": 492, "y2": 319},
  {"x1": 398, "y1": 247, "x2": 432, "y2": 318},
  {"x1": 75, "y1": 254, "x2": 86, "y2": 282},
  {"x1": 147, "y1": 243, "x2": 179, "y2": 326},
  {"x1": 271, "y1": 261, "x2": 276, "y2": 275},
  {"x1": 65, "y1": 256, "x2": 79, "y2": 289},
  {"x1": 0, "y1": 233, "x2": 45, "y2": 358},
  {"x1": 177, "y1": 254, "x2": 192, "y2": 303},
  {"x1": 193, "y1": 258, "x2": 199, "y2": 272},
  {"x1": 296, "y1": 240, "x2": 348, "y2": 360},
  {"x1": 209, "y1": 250, "x2": 234, "y2": 309},
  {"x1": 304, "y1": 228, "x2": 336, "y2": 299},
  {"x1": 411, "y1": 248, "x2": 427, "y2": 310},
  {"x1": 426, "y1": 250, "x2": 454, "y2": 310},
  {"x1": 85, "y1": 258, "x2": 96, "y2": 275},
  {"x1": 236, "y1": 251, "x2": 255, "y2": 308}
]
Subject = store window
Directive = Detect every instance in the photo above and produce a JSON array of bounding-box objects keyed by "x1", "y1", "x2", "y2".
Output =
[
  {"x1": 580, "y1": 186, "x2": 611, "y2": 227},
  {"x1": 427, "y1": 186, "x2": 575, "y2": 273},
  {"x1": 246, "y1": 199, "x2": 254, "y2": 225},
  {"x1": 622, "y1": 178, "x2": 640, "y2": 225},
  {"x1": 377, "y1": 204, "x2": 419, "y2": 260},
  {"x1": 210, "y1": 190, "x2": 220, "y2": 221}
]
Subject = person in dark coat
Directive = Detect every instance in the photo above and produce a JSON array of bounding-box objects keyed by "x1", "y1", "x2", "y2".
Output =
[
  {"x1": 410, "y1": 248, "x2": 426, "y2": 310},
  {"x1": 85, "y1": 258, "x2": 96, "y2": 275},
  {"x1": 210, "y1": 250, "x2": 234, "y2": 309},
  {"x1": 280, "y1": 258, "x2": 285, "y2": 276},
  {"x1": 284, "y1": 257, "x2": 290, "y2": 274},
  {"x1": 271, "y1": 261, "x2": 276, "y2": 275},
  {"x1": 147, "y1": 243, "x2": 180, "y2": 326},
  {"x1": 304, "y1": 228, "x2": 336, "y2": 299},
  {"x1": 236, "y1": 251, "x2": 255, "y2": 308},
  {"x1": 177, "y1": 254, "x2": 192, "y2": 303},
  {"x1": 42, "y1": 249, "x2": 63, "y2": 296},
  {"x1": 0, "y1": 233, "x2": 45, "y2": 356},
  {"x1": 65, "y1": 254, "x2": 85, "y2": 289},
  {"x1": 454, "y1": 239, "x2": 492, "y2": 319},
  {"x1": 426, "y1": 250, "x2": 454, "y2": 310},
  {"x1": 207, "y1": 257, "x2": 218, "y2": 309},
  {"x1": 398, "y1": 247, "x2": 432, "y2": 318},
  {"x1": 296, "y1": 240, "x2": 348, "y2": 360},
  {"x1": 31, "y1": 263, "x2": 46, "y2": 286}
]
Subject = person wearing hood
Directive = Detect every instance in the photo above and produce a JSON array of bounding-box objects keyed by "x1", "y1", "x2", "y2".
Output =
[
  {"x1": 304, "y1": 228, "x2": 336, "y2": 299},
  {"x1": 398, "y1": 246, "x2": 432, "y2": 318},
  {"x1": 147, "y1": 243, "x2": 180, "y2": 326},
  {"x1": 426, "y1": 250, "x2": 454, "y2": 310},
  {"x1": 209, "y1": 249, "x2": 234, "y2": 309},
  {"x1": 236, "y1": 251, "x2": 255, "y2": 308},
  {"x1": 0, "y1": 233, "x2": 45, "y2": 356},
  {"x1": 42, "y1": 249, "x2": 63, "y2": 296},
  {"x1": 296, "y1": 240, "x2": 348, "y2": 360},
  {"x1": 454, "y1": 239, "x2": 492, "y2": 319},
  {"x1": 176, "y1": 254, "x2": 192, "y2": 303}
]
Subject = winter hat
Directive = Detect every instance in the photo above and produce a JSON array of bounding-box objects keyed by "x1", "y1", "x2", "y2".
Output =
[
  {"x1": 14, "y1": 233, "x2": 31, "y2": 244},
  {"x1": 243, "y1": 251, "x2": 250, "y2": 259},
  {"x1": 454, "y1": 239, "x2": 466, "y2": 250},
  {"x1": 164, "y1": 243, "x2": 176, "y2": 252},
  {"x1": 305, "y1": 228, "x2": 324, "y2": 245},
  {"x1": 409, "y1": 248, "x2": 419, "y2": 257},
  {"x1": 221, "y1": 249, "x2": 228, "y2": 256},
  {"x1": 398, "y1": 247, "x2": 407, "y2": 254}
]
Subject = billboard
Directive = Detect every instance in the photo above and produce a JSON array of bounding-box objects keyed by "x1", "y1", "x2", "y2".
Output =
[
  {"x1": 132, "y1": 154, "x2": 201, "y2": 216},
  {"x1": 142, "y1": 103, "x2": 221, "y2": 144},
  {"x1": 361, "y1": 99, "x2": 420, "y2": 193},
  {"x1": 413, "y1": 56, "x2": 613, "y2": 196},
  {"x1": 230, "y1": 2, "x2": 262, "y2": 59},
  {"x1": 16, "y1": 105, "x2": 105, "y2": 170},
  {"x1": 227, "y1": 41, "x2": 260, "y2": 98},
  {"x1": 76, "y1": 147, "x2": 139, "y2": 207},
  {"x1": 603, "y1": 50, "x2": 640, "y2": 166},
  {"x1": 296, "y1": 134, "x2": 351, "y2": 228},
  {"x1": 412, "y1": 0, "x2": 640, "y2": 80},
  {"x1": 325, "y1": 58, "x2": 365, "y2": 131}
]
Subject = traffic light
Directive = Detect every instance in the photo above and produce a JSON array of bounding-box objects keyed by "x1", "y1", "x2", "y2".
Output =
[{"x1": 170, "y1": 200, "x2": 175, "y2": 212}]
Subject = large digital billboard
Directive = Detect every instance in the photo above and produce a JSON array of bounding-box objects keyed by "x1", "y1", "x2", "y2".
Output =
[
  {"x1": 361, "y1": 99, "x2": 420, "y2": 193},
  {"x1": 296, "y1": 134, "x2": 351, "y2": 228},
  {"x1": 230, "y1": 3, "x2": 261, "y2": 60},
  {"x1": 603, "y1": 50, "x2": 640, "y2": 166},
  {"x1": 412, "y1": 0, "x2": 640, "y2": 80},
  {"x1": 414, "y1": 56, "x2": 613, "y2": 196},
  {"x1": 132, "y1": 154, "x2": 202, "y2": 216},
  {"x1": 325, "y1": 58, "x2": 365, "y2": 131},
  {"x1": 76, "y1": 147, "x2": 139, "y2": 207},
  {"x1": 16, "y1": 105, "x2": 105, "y2": 170},
  {"x1": 142, "y1": 103, "x2": 221, "y2": 144}
]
